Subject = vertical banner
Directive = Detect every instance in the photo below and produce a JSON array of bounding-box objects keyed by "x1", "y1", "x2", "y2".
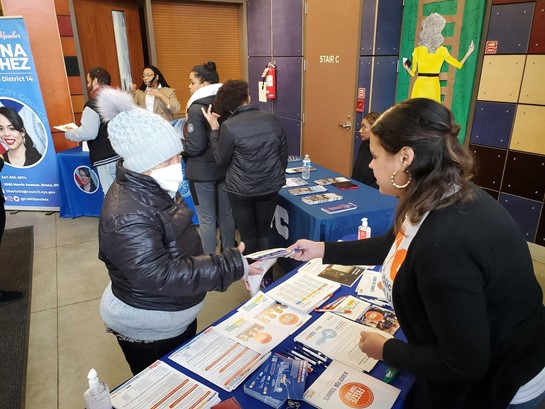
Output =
[{"x1": 0, "y1": 17, "x2": 60, "y2": 210}]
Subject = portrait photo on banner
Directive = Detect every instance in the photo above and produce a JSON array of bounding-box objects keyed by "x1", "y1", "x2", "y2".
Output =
[{"x1": 0, "y1": 97, "x2": 47, "y2": 168}]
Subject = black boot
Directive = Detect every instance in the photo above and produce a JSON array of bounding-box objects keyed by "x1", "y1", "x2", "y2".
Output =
[{"x1": 0, "y1": 290, "x2": 23, "y2": 305}]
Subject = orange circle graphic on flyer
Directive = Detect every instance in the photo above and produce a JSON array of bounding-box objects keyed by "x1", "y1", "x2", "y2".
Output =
[
  {"x1": 278, "y1": 313, "x2": 299, "y2": 325},
  {"x1": 339, "y1": 383, "x2": 374, "y2": 408},
  {"x1": 253, "y1": 332, "x2": 273, "y2": 344},
  {"x1": 365, "y1": 311, "x2": 384, "y2": 322}
]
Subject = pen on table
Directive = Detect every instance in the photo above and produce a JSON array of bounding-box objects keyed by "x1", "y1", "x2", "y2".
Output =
[
  {"x1": 294, "y1": 345, "x2": 327, "y2": 363},
  {"x1": 323, "y1": 295, "x2": 347, "y2": 310},
  {"x1": 316, "y1": 293, "x2": 334, "y2": 309},
  {"x1": 365, "y1": 298, "x2": 391, "y2": 309},
  {"x1": 285, "y1": 348, "x2": 317, "y2": 366},
  {"x1": 314, "y1": 308, "x2": 352, "y2": 314},
  {"x1": 383, "y1": 367, "x2": 399, "y2": 384},
  {"x1": 295, "y1": 342, "x2": 329, "y2": 361}
]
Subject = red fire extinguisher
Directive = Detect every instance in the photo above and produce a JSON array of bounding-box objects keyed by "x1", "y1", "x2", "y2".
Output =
[{"x1": 261, "y1": 62, "x2": 277, "y2": 100}]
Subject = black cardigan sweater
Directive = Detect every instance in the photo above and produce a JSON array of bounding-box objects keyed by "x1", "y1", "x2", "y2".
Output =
[{"x1": 324, "y1": 187, "x2": 545, "y2": 409}]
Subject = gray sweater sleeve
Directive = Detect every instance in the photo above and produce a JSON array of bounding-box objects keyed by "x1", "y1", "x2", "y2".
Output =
[{"x1": 65, "y1": 106, "x2": 100, "y2": 142}]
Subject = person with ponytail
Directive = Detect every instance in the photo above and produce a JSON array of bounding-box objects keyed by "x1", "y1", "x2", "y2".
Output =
[
  {"x1": 287, "y1": 98, "x2": 545, "y2": 409},
  {"x1": 182, "y1": 61, "x2": 235, "y2": 255}
]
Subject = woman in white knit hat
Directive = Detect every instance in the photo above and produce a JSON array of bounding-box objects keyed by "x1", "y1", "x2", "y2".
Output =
[{"x1": 95, "y1": 87, "x2": 258, "y2": 375}]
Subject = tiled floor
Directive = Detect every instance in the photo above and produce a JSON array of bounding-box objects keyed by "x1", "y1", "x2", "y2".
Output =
[
  {"x1": 5, "y1": 211, "x2": 251, "y2": 409},
  {"x1": 5, "y1": 211, "x2": 545, "y2": 408}
]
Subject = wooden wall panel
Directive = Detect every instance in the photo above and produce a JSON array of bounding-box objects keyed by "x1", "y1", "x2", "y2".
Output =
[
  {"x1": 519, "y1": 55, "x2": 545, "y2": 105},
  {"x1": 477, "y1": 55, "x2": 525, "y2": 102},
  {"x1": 510, "y1": 105, "x2": 545, "y2": 155},
  {"x1": 73, "y1": 0, "x2": 144, "y2": 90},
  {"x1": 152, "y1": 1, "x2": 242, "y2": 112},
  {"x1": 2, "y1": 0, "x2": 76, "y2": 149}
]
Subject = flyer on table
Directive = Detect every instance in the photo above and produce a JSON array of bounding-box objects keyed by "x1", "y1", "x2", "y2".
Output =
[{"x1": 0, "y1": 17, "x2": 60, "y2": 210}]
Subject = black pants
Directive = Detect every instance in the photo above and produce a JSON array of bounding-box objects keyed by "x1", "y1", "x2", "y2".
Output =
[
  {"x1": 228, "y1": 192, "x2": 279, "y2": 279},
  {"x1": 117, "y1": 319, "x2": 197, "y2": 375}
]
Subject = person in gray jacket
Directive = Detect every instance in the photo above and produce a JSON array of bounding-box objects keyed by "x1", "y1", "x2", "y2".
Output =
[
  {"x1": 203, "y1": 80, "x2": 287, "y2": 286},
  {"x1": 95, "y1": 87, "x2": 255, "y2": 375}
]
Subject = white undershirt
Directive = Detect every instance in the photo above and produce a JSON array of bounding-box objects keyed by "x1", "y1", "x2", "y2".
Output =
[{"x1": 510, "y1": 365, "x2": 545, "y2": 404}]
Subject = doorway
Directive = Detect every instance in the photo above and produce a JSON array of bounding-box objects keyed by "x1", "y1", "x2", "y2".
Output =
[{"x1": 302, "y1": 0, "x2": 362, "y2": 176}]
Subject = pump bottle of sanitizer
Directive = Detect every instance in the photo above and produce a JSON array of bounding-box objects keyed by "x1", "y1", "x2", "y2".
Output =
[
  {"x1": 83, "y1": 368, "x2": 112, "y2": 409},
  {"x1": 358, "y1": 217, "x2": 371, "y2": 239}
]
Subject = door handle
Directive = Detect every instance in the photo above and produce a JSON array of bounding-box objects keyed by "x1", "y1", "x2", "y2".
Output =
[{"x1": 338, "y1": 121, "x2": 352, "y2": 130}]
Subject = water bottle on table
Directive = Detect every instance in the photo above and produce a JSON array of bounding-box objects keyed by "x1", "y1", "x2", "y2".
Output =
[{"x1": 302, "y1": 154, "x2": 311, "y2": 179}]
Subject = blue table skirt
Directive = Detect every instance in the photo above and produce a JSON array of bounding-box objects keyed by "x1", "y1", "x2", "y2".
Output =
[{"x1": 57, "y1": 147, "x2": 198, "y2": 224}]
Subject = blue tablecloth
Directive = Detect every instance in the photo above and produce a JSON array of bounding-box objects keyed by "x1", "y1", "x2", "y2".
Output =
[
  {"x1": 157, "y1": 263, "x2": 415, "y2": 408},
  {"x1": 58, "y1": 147, "x2": 199, "y2": 223},
  {"x1": 57, "y1": 147, "x2": 104, "y2": 218},
  {"x1": 271, "y1": 161, "x2": 397, "y2": 271},
  {"x1": 272, "y1": 162, "x2": 397, "y2": 245}
]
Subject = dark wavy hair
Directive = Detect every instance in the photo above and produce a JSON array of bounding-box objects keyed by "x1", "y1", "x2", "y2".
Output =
[
  {"x1": 371, "y1": 98, "x2": 475, "y2": 234},
  {"x1": 213, "y1": 80, "x2": 249, "y2": 115},
  {"x1": 0, "y1": 106, "x2": 36, "y2": 149},
  {"x1": 191, "y1": 61, "x2": 219, "y2": 84},
  {"x1": 88, "y1": 67, "x2": 111, "y2": 86},
  {"x1": 138, "y1": 65, "x2": 170, "y2": 91}
]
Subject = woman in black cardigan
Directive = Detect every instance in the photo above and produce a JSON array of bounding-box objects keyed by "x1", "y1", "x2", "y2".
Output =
[{"x1": 288, "y1": 98, "x2": 545, "y2": 409}]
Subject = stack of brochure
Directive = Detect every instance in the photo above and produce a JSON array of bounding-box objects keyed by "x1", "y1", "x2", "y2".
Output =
[
  {"x1": 301, "y1": 192, "x2": 343, "y2": 205},
  {"x1": 294, "y1": 312, "x2": 392, "y2": 372},
  {"x1": 169, "y1": 327, "x2": 270, "y2": 392},
  {"x1": 110, "y1": 361, "x2": 221, "y2": 408},
  {"x1": 304, "y1": 361, "x2": 400, "y2": 409},
  {"x1": 288, "y1": 185, "x2": 327, "y2": 195},
  {"x1": 244, "y1": 353, "x2": 308, "y2": 408}
]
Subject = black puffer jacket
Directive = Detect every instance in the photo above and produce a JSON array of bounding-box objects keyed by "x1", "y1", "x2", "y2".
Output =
[
  {"x1": 98, "y1": 162, "x2": 246, "y2": 312},
  {"x1": 209, "y1": 105, "x2": 287, "y2": 196},
  {"x1": 182, "y1": 95, "x2": 228, "y2": 182}
]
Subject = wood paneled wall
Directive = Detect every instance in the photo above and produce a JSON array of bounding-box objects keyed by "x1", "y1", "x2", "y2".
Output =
[{"x1": 1, "y1": 0, "x2": 78, "y2": 152}]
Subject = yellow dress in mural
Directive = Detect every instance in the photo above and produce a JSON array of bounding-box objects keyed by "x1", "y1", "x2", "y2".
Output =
[{"x1": 407, "y1": 45, "x2": 463, "y2": 102}]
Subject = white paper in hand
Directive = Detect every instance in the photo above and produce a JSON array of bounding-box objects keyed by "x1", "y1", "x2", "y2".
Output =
[{"x1": 245, "y1": 258, "x2": 277, "y2": 297}]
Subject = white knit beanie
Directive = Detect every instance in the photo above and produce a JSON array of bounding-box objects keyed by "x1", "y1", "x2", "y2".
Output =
[{"x1": 96, "y1": 87, "x2": 182, "y2": 172}]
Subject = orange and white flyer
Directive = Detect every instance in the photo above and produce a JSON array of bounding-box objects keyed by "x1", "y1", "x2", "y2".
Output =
[
  {"x1": 304, "y1": 360, "x2": 400, "y2": 409},
  {"x1": 215, "y1": 311, "x2": 293, "y2": 355},
  {"x1": 238, "y1": 291, "x2": 311, "y2": 333},
  {"x1": 294, "y1": 312, "x2": 392, "y2": 372},
  {"x1": 356, "y1": 271, "x2": 387, "y2": 300},
  {"x1": 110, "y1": 360, "x2": 220, "y2": 409},
  {"x1": 168, "y1": 327, "x2": 269, "y2": 392},
  {"x1": 266, "y1": 272, "x2": 341, "y2": 313}
]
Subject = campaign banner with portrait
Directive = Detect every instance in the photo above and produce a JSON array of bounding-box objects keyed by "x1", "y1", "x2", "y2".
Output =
[{"x1": 0, "y1": 17, "x2": 60, "y2": 210}]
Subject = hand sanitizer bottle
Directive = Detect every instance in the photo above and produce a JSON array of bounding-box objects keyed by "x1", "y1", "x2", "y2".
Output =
[
  {"x1": 84, "y1": 368, "x2": 112, "y2": 409},
  {"x1": 302, "y1": 154, "x2": 311, "y2": 179},
  {"x1": 358, "y1": 217, "x2": 371, "y2": 239}
]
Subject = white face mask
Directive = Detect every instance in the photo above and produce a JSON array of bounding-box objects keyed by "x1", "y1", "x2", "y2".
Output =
[{"x1": 149, "y1": 163, "x2": 183, "y2": 198}]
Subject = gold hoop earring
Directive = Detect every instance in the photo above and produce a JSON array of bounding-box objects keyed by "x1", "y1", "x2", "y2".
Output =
[{"x1": 391, "y1": 170, "x2": 411, "y2": 189}]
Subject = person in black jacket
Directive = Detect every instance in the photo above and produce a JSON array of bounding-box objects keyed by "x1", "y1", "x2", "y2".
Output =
[
  {"x1": 288, "y1": 98, "x2": 545, "y2": 409},
  {"x1": 351, "y1": 111, "x2": 380, "y2": 188},
  {"x1": 202, "y1": 80, "x2": 288, "y2": 286},
  {"x1": 182, "y1": 62, "x2": 235, "y2": 255},
  {"x1": 0, "y1": 155, "x2": 24, "y2": 305},
  {"x1": 95, "y1": 87, "x2": 257, "y2": 375}
]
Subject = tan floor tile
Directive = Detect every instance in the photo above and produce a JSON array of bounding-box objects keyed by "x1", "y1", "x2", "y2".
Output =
[
  {"x1": 198, "y1": 280, "x2": 251, "y2": 331},
  {"x1": 31, "y1": 248, "x2": 57, "y2": 312},
  {"x1": 56, "y1": 216, "x2": 99, "y2": 247},
  {"x1": 57, "y1": 240, "x2": 109, "y2": 307},
  {"x1": 25, "y1": 309, "x2": 58, "y2": 409},
  {"x1": 58, "y1": 299, "x2": 132, "y2": 409},
  {"x1": 5, "y1": 211, "x2": 57, "y2": 250}
]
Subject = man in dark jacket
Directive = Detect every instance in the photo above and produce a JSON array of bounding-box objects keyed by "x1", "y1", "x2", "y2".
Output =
[
  {"x1": 95, "y1": 87, "x2": 252, "y2": 375},
  {"x1": 65, "y1": 67, "x2": 120, "y2": 196}
]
